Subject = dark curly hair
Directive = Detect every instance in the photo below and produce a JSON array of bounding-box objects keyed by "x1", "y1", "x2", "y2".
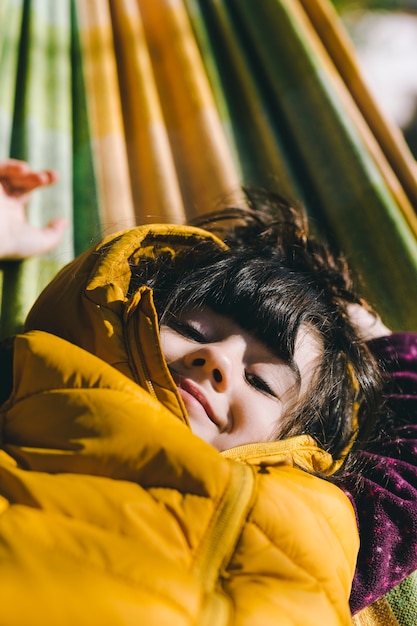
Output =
[{"x1": 129, "y1": 188, "x2": 382, "y2": 469}]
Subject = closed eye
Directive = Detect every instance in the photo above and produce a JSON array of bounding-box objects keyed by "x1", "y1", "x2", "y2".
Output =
[
  {"x1": 245, "y1": 372, "x2": 277, "y2": 399},
  {"x1": 167, "y1": 318, "x2": 207, "y2": 343}
]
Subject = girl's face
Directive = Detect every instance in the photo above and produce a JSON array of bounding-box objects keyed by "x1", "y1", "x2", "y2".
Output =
[{"x1": 160, "y1": 308, "x2": 323, "y2": 451}]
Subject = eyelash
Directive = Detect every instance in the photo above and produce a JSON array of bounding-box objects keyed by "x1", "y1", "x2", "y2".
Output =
[
  {"x1": 170, "y1": 318, "x2": 277, "y2": 399},
  {"x1": 169, "y1": 319, "x2": 207, "y2": 342},
  {"x1": 245, "y1": 373, "x2": 276, "y2": 398}
]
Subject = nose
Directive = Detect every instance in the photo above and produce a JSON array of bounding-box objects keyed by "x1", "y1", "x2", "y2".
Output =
[{"x1": 184, "y1": 342, "x2": 238, "y2": 391}]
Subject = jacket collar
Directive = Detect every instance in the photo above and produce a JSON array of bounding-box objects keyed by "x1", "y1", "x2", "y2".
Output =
[{"x1": 221, "y1": 436, "x2": 340, "y2": 475}]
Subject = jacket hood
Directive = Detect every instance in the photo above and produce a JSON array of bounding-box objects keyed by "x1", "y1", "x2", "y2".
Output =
[{"x1": 25, "y1": 224, "x2": 227, "y2": 422}]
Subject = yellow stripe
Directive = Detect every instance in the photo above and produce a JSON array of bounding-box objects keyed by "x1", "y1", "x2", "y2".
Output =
[
  {"x1": 352, "y1": 597, "x2": 399, "y2": 626},
  {"x1": 75, "y1": 0, "x2": 135, "y2": 232},
  {"x1": 110, "y1": 0, "x2": 185, "y2": 223},
  {"x1": 138, "y1": 0, "x2": 244, "y2": 218}
]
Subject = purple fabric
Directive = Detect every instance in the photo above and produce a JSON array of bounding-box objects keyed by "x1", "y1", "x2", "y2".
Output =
[{"x1": 337, "y1": 333, "x2": 417, "y2": 614}]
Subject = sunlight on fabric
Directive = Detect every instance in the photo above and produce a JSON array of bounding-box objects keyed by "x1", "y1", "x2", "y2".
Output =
[
  {"x1": 75, "y1": 0, "x2": 136, "y2": 233},
  {"x1": 0, "y1": 0, "x2": 73, "y2": 336},
  {"x1": 0, "y1": 0, "x2": 23, "y2": 159},
  {"x1": 136, "y1": 0, "x2": 243, "y2": 217},
  {"x1": 110, "y1": 0, "x2": 186, "y2": 224},
  {"x1": 1, "y1": 0, "x2": 417, "y2": 334}
]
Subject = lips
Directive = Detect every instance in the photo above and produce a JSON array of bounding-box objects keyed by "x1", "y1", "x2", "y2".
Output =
[{"x1": 170, "y1": 372, "x2": 223, "y2": 429}]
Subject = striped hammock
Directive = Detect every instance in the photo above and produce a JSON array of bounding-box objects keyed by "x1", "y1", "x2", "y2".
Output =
[{"x1": 1, "y1": 0, "x2": 417, "y2": 337}]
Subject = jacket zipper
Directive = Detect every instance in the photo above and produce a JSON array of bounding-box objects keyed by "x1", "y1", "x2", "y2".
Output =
[
  {"x1": 193, "y1": 462, "x2": 255, "y2": 626},
  {"x1": 124, "y1": 296, "x2": 159, "y2": 401}
]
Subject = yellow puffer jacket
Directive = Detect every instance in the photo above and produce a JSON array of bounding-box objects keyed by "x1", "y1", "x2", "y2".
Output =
[{"x1": 0, "y1": 225, "x2": 359, "y2": 625}]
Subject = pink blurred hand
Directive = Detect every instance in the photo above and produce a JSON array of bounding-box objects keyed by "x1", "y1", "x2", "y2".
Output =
[
  {"x1": 347, "y1": 302, "x2": 391, "y2": 340},
  {"x1": 0, "y1": 159, "x2": 67, "y2": 260}
]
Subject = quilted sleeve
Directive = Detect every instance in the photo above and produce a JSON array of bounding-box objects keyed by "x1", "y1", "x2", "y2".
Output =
[{"x1": 223, "y1": 466, "x2": 358, "y2": 626}]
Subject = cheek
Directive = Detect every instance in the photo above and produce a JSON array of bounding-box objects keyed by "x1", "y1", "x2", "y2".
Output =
[
  {"x1": 243, "y1": 398, "x2": 283, "y2": 441},
  {"x1": 159, "y1": 326, "x2": 187, "y2": 363},
  {"x1": 245, "y1": 417, "x2": 280, "y2": 445},
  {"x1": 159, "y1": 327, "x2": 176, "y2": 362}
]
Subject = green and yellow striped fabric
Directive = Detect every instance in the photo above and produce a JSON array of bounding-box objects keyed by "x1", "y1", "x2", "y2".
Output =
[{"x1": 1, "y1": 0, "x2": 417, "y2": 332}]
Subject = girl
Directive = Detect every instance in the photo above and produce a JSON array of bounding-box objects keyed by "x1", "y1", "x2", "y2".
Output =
[{"x1": 0, "y1": 161, "x2": 412, "y2": 624}]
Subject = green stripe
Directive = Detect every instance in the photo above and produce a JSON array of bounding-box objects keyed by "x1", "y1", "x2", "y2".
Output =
[
  {"x1": 184, "y1": 0, "x2": 242, "y2": 176},
  {"x1": 229, "y1": 0, "x2": 417, "y2": 330},
  {"x1": 2, "y1": 0, "x2": 74, "y2": 337},
  {"x1": 185, "y1": 0, "x2": 298, "y2": 199},
  {"x1": 386, "y1": 572, "x2": 417, "y2": 626},
  {"x1": 71, "y1": 0, "x2": 101, "y2": 255},
  {"x1": 0, "y1": 0, "x2": 23, "y2": 157}
]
